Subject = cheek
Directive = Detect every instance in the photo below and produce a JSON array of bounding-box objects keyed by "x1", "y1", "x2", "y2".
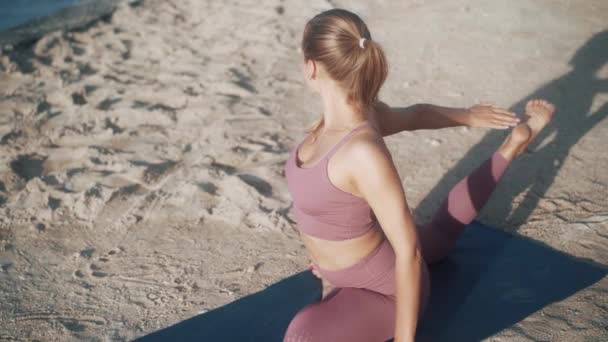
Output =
[
  {"x1": 304, "y1": 75, "x2": 317, "y2": 91},
  {"x1": 301, "y1": 66, "x2": 313, "y2": 88}
]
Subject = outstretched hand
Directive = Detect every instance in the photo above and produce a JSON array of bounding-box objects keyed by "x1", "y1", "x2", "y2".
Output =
[{"x1": 467, "y1": 103, "x2": 520, "y2": 129}]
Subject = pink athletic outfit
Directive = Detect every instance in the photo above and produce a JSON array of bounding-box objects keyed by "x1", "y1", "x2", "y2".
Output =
[{"x1": 283, "y1": 121, "x2": 510, "y2": 342}]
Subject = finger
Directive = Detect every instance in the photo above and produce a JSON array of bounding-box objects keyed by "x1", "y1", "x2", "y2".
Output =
[
  {"x1": 475, "y1": 121, "x2": 509, "y2": 129},
  {"x1": 492, "y1": 124, "x2": 510, "y2": 129},
  {"x1": 491, "y1": 119, "x2": 515, "y2": 128},
  {"x1": 492, "y1": 113, "x2": 519, "y2": 122},
  {"x1": 491, "y1": 108, "x2": 517, "y2": 117},
  {"x1": 478, "y1": 119, "x2": 509, "y2": 129},
  {"x1": 492, "y1": 113, "x2": 519, "y2": 123},
  {"x1": 492, "y1": 119, "x2": 518, "y2": 128},
  {"x1": 492, "y1": 115, "x2": 519, "y2": 125},
  {"x1": 485, "y1": 124, "x2": 510, "y2": 130}
]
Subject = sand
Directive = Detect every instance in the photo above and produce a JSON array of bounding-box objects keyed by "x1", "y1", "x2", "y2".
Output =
[{"x1": 0, "y1": 0, "x2": 606, "y2": 340}]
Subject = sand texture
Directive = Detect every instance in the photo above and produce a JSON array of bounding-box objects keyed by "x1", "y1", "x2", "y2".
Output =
[{"x1": 0, "y1": 0, "x2": 606, "y2": 341}]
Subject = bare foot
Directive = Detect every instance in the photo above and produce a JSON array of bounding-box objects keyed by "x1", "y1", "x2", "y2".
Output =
[
  {"x1": 309, "y1": 262, "x2": 336, "y2": 300},
  {"x1": 497, "y1": 99, "x2": 554, "y2": 161},
  {"x1": 516, "y1": 99, "x2": 555, "y2": 155}
]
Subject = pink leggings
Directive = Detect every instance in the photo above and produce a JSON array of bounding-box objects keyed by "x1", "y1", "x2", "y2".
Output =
[{"x1": 283, "y1": 152, "x2": 510, "y2": 342}]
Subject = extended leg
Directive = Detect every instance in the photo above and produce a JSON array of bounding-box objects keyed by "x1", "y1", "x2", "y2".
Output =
[{"x1": 418, "y1": 99, "x2": 554, "y2": 264}]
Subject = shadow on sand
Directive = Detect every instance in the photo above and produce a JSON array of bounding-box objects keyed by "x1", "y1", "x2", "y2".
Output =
[
  {"x1": 135, "y1": 222, "x2": 606, "y2": 342},
  {"x1": 135, "y1": 31, "x2": 608, "y2": 341},
  {"x1": 415, "y1": 30, "x2": 608, "y2": 229}
]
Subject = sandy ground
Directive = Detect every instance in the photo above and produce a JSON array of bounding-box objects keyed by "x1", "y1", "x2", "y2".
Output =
[{"x1": 0, "y1": 0, "x2": 606, "y2": 341}]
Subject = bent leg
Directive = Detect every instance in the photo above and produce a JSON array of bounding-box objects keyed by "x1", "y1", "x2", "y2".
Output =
[{"x1": 283, "y1": 287, "x2": 396, "y2": 342}]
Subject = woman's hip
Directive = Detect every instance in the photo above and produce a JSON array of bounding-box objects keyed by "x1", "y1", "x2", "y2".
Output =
[
  {"x1": 314, "y1": 238, "x2": 397, "y2": 296},
  {"x1": 314, "y1": 238, "x2": 431, "y2": 314}
]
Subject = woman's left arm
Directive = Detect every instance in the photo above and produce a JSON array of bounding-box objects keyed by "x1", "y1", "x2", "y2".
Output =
[
  {"x1": 373, "y1": 100, "x2": 519, "y2": 137},
  {"x1": 349, "y1": 134, "x2": 425, "y2": 341}
]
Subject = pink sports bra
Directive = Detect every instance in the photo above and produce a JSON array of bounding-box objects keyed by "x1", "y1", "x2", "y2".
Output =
[{"x1": 284, "y1": 120, "x2": 379, "y2": 241}]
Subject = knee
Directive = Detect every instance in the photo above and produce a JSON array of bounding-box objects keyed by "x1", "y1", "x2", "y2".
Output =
[{"x1": 283, "y1": 305, "x2": 326, "y2": 342}]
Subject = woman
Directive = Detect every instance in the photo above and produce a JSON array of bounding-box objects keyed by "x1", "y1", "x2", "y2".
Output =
[{"x1": 282, "y1": 8, "x2": 554, "y2": 342}]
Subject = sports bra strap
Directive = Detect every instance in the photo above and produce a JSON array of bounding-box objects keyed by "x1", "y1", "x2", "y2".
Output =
[{"x1": 324, "y1": 121, "x2": 371, "y2": 160}]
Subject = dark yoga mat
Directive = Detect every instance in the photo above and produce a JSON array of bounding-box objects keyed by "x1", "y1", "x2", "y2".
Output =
[{"x1": 135, "y1": 221, "x2": 607, "y2": 341}]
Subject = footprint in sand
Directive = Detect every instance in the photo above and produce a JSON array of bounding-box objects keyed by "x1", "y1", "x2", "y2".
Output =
[
  {"x1": 35, "y1": 223, "x2": 46, "y2": 232},
  {"x1": 71, "y1": 92, "x2": 87, "y2": 105},
  {"x1": 90, "y1": 263, "x2": 108, "y2": 278},
  {"x1": 75, "y1": 246, "x2": 121, "y2": 279},
  {"x1": 237, "y1": 174, "x2": 273, "y2": 197},
  {"x1": 10, "y1": 154, "x2": 46, "y2": 182},
  {"x1": 96, "y1": 97, "x2": 122, "y2": 111}
]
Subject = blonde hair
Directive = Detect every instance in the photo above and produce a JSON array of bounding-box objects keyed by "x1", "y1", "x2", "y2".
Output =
[{"x1": 301, "y1": 8, "x2": 388, "y2": 140}]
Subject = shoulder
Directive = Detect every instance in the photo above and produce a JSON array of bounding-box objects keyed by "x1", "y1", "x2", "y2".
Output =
[
  {"x1": 343, "y1": 126, "x2": 404, "y2": 201},
  {"x1": 341, "y1": 127, "x2": 398, "y2": 187},
  {"x1": 345, "y1": 125, "x2": 391, "y2": 164}
]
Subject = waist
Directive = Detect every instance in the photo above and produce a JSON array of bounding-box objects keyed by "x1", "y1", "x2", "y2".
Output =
[
  {"x1": 300, "y1": 223, "x2": 386, "y2": 271},
  {"x1": 293, "y1": 207, "x2": 377, "y2": 241}
]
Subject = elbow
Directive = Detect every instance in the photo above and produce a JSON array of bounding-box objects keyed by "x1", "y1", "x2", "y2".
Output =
[
  {"x1": 411, "y1": 103, "x2": 429, "y2": 113},
  {"x1": 395, "y1": 243, "x2": 424, "y2": 266}
]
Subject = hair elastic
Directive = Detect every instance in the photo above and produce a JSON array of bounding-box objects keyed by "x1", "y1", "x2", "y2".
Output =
[{"x1": 359, "y1": 37, "x2": 366, "y2": 49}]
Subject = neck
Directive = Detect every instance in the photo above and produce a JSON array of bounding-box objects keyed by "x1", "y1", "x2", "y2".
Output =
[{"x1": 318, "y1": 81, "x2": 366, "y2": 131}]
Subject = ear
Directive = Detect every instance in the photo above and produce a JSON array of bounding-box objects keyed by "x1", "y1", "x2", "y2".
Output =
[{"x1": 305, "y1": 59, "x2": 317, "y2": 80}]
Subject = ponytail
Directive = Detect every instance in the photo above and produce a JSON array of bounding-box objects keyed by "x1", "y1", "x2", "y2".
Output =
[
  {"x1": 347, "y1": 36, "x2": 388, "y2": 118},
  {"x1": 301, "y1": 9, "x2": 388, "y2": 138}
]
